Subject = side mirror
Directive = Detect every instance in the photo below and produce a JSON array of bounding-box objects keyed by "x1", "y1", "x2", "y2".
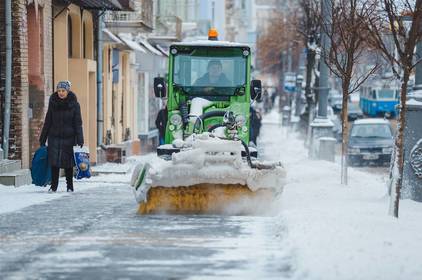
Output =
[
  {"x1": 154, "y1": 77, "x2": 166, "y2": 98},
  {"x1": 251, "y1": 80, "x2": 262, "y2": 102}
]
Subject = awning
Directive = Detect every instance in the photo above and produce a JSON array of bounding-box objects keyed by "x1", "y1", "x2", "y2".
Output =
[
  {"x1": 103, "y1": 28, "x2": 123, "y2": 44},
  {"x1": 117, "y1": 0, "x2": 135, "y2": 11},
  {"x1": 118, "y1": 33, "x2": 147, "y2": 53},
  {"x1": 137, "y1": 37, "x2": 163, "y2": 56},
  {"x1": 154, "y1": 44, "x2": 169, "y2": 57},
  {"x1": 63, "y1": 0, "x2": 133, "y2": 11}
]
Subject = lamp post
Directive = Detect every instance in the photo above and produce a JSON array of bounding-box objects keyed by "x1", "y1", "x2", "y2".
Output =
[
  {"x1": 295, "y1": 74, "x2": 304, "y2": 117},
  {"x1": 309, "y1": 0, "x2": 334, "y2": 159}
]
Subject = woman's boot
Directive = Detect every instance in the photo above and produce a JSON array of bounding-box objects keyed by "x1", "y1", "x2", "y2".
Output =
[
  {"x1": 65, "y1": 168, "x2": 74, "y2": 192},
  {"x1": 50, "y1": 166, "x2": 60, "y2": 192}
]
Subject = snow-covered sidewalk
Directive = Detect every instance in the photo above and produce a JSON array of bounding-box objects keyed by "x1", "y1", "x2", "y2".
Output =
[
  {"x1": 0, "y1": 159, "x2": 141, "y2": 215},
  {"x1": 261, "y1": 111, "x2": 422, "y2": 280}
]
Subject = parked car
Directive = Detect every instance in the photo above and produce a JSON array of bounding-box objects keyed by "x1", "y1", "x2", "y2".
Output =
[
  {"x1": 315, "y1": 105, "x2": 341, "y2": 138},
  {"x1": 328, "y1": 90, "x2": 343, "y2": 113},
  {"x1": 348, "y1": 102, "x2": 364, "y2": 121},
  {"x1": 348, "y1": 119, "x2": 394, "y2": 166}
]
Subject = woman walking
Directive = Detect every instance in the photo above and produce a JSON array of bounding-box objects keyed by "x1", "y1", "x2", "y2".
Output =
[{"x1": 39, "y1": 81, "x2": 84, "y2": 192}]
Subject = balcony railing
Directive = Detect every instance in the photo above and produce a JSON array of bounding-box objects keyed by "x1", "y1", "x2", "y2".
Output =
[{"x1": 104, "y1": 0, "x2": 153, "y2": 30}]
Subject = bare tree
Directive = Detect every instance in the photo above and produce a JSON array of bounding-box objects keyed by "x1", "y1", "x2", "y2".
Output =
[
  {"x1": 321, "y1": 0, "x2": 379, "y2": 185},
  {"x1": 257, "y1": 11, "x2": 303, "y2": 86},
  {"x1": 366, "y1": 0, "x2": 422, "y2": 217}
]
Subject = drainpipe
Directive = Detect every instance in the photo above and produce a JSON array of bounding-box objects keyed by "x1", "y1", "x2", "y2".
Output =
[
  {"x1": 97, "y1": 13, "x2": 104, "y2": 146},
  {"x1": 3, "y1": 0, "x2": 12, "y2": 159}
]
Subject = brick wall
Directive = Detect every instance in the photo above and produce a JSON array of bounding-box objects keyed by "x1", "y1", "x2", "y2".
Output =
[
  {"x1": 13, "y1": 0, "x2": 30, "y2": 167},
  {"x1": 0, "y1": 0, "x2": 52, "y2": 167},
  {"x1": 28, "y1": 1, "x2": 53, "y2": 163},
  {"x1": 0, "y1": 1, "x2": 6, "y2": 149}
]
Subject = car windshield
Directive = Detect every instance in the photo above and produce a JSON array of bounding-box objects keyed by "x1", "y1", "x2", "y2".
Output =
[
  {"x1": 351, "y1": 124, "x2": 392, "y2": 139},
  {"x1": 348, "y1": 103, "x2": 361, "y2": 112},
  {"x1": 173, "y1": 48, "x2": 247, "y2": 96},
  {"x1": 377, "y1": 89, "x2": 395, "y2": 99}
]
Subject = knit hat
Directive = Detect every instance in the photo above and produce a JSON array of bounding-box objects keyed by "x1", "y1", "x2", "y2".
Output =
[{"x1": 56, "y1": 80, "x2": 71, "y2": 91}]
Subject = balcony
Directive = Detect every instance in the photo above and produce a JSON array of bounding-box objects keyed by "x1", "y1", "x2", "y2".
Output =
[
  {"x1": 151, "y1": 16, "x2": 183, "y2": 42},
  {"x1": 104, "y1": 0, "x2": 153, "y2": 33}
]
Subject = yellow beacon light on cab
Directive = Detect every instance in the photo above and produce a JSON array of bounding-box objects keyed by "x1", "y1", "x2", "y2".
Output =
[{"x1": 208, "y1": 28, "x2": 219, "y2": 40}]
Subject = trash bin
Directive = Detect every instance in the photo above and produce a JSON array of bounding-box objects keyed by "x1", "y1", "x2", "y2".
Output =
[
  {"x1": 282, "y1": 106, "x2": 291, "y2": 127},
  {"x1": 318, "y1": 137, "x2": 336, "y2": 162}
]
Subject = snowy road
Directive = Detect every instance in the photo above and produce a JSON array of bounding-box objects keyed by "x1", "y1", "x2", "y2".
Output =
[
  {"x1": 0, "y1": 120, "x2": 293, "y2": 280},
  {"x1": 0, "y1": 184, "x2": 292, "y2": 280}
]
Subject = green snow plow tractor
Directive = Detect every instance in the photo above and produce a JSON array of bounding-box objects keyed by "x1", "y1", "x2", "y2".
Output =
[
  {"x1": 154, "y1": 40, "x2": 262, "y2": 156},
  {"x1": 131, "y1": 32, "x2": 286, "y2": 215}
]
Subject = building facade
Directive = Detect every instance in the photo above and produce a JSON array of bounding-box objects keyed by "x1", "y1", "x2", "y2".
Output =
[
  {"x1": 0, "y1": 0, "x2": 53, "y2": 167},
  {"x1": 0, "y1": 0, "x2": 131, "y2": 167},
  {"x1": 53, "y1": 2, "x2": 98, "y2": 162},
  {"x1": 102, "y1": 0, "x2": 167, "y2": 160}
]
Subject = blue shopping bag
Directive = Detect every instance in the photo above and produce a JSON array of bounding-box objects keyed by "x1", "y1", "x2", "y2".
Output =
[
  {"x1": 73, "y1": 146, "x2": 91, "y2": 179},
  {"x1": 31, "y1": 146, "x2": 52, "y2": 186}
]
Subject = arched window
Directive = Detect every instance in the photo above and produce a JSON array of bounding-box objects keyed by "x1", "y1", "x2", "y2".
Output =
[
  {"x1": 83, "y1": 22, "x2": 86, "y2": 58},
  {"x1": 68, "y1": 16, "x2": 73, "y2": 58},
  {"x1": 82, "y1": 12, "x2": 94, "y2": 60}
]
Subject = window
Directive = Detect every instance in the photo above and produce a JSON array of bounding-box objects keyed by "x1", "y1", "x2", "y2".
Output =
[
  {"x1": 371, "y1": 90, "x2": 376, "y2": 99},
  {"x1": 351, "y1": 124, "x2": 392, "y2": 139},
  {"x1": 83, "y1": 22, "x2": 86, "y2": 58},
  {"x1": 172, "y1": 47, "x2": 248, "y2": 96},
  {"x1": 377, "y1": 89, "x2": 395, "y2": 99},
  {"x1": 68, "y1": 16, "x2": 73, "y2": 58}
]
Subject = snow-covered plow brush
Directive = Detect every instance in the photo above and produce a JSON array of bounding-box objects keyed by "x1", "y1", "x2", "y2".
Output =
[{"x1": 130, "y1": 134, "x2": 286, "y2": 215}]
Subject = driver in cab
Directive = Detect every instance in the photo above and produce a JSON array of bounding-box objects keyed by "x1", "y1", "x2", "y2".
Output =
[{"x1": 194, "y1": 60, "x2": 231, "y2": 87}]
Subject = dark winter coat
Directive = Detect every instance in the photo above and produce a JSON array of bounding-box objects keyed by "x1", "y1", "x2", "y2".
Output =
[
  {"x1": 39, "y1": 92, "x2": 84, "y2": 168},
  {"x1": 250, "y1": 107, "x2": 262, "y2": 144},
  {"x1": 155, "y1": 108, "x2": 168, "y2": 139}
]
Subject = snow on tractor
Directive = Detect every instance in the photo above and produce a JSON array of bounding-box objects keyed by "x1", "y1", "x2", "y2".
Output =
[{"x1": 131, "y1": 29, "x2": 286, "y2": 215}]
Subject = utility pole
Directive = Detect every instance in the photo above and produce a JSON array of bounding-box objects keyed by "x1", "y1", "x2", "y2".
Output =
[
  {"x1": 317, "y1": 0, "x2": 330, "y2": 118},
  {"x1": 309, "y1": 0, "x2": 334, "y2": 158},
  {"x1": 3, "y1": 0, "x2": 12, "y2": 159},
  {"x1": 97, "y1": 13, "x2": 104, "y2": 146}
]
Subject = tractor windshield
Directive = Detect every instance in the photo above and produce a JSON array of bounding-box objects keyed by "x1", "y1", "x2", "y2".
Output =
[{"x1": 173, "y1": 48, "x2": 247, "y2": 96}]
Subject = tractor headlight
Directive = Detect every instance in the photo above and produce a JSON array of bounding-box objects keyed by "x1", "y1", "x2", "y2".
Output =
[
  {"x1": 383, "y1": 147, "x2": 393, "y2": 154},
  {"x1": 170, "y1": 114, "x2": 182, "y2": 126},
  {"x1": 172, "y1": 129, "x2": 183, "y2": 140},
  {"x1": 348, "y1": 147, "x2": 360, "y2": 154},
  {"x1": 235, "y1": 114, "x2": 246, "y2": 126}
]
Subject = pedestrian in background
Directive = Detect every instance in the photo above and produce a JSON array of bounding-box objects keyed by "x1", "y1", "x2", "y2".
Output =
[
  {"x1": 250, "y1": 106, "x2": 262, "y2": 145},
  {"x1": 155, "y1": 99, "x2": 168, "y2": 145},
  {"x1": 39, "y1": 81, "x2": 84, "y2": 192}
]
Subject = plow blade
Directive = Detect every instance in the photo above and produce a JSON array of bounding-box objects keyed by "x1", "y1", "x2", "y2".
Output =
[
  {"x1": 138, "y1": 184, "x2": 274, "y2": 215},
  {"x1": 131, "y1": 135, "x2": 286, "y2": 215}
]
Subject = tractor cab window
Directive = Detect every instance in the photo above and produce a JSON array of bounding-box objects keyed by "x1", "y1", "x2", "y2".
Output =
[{"x1": 173, "y1": 48, "x2": 247, "y2": 96}]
